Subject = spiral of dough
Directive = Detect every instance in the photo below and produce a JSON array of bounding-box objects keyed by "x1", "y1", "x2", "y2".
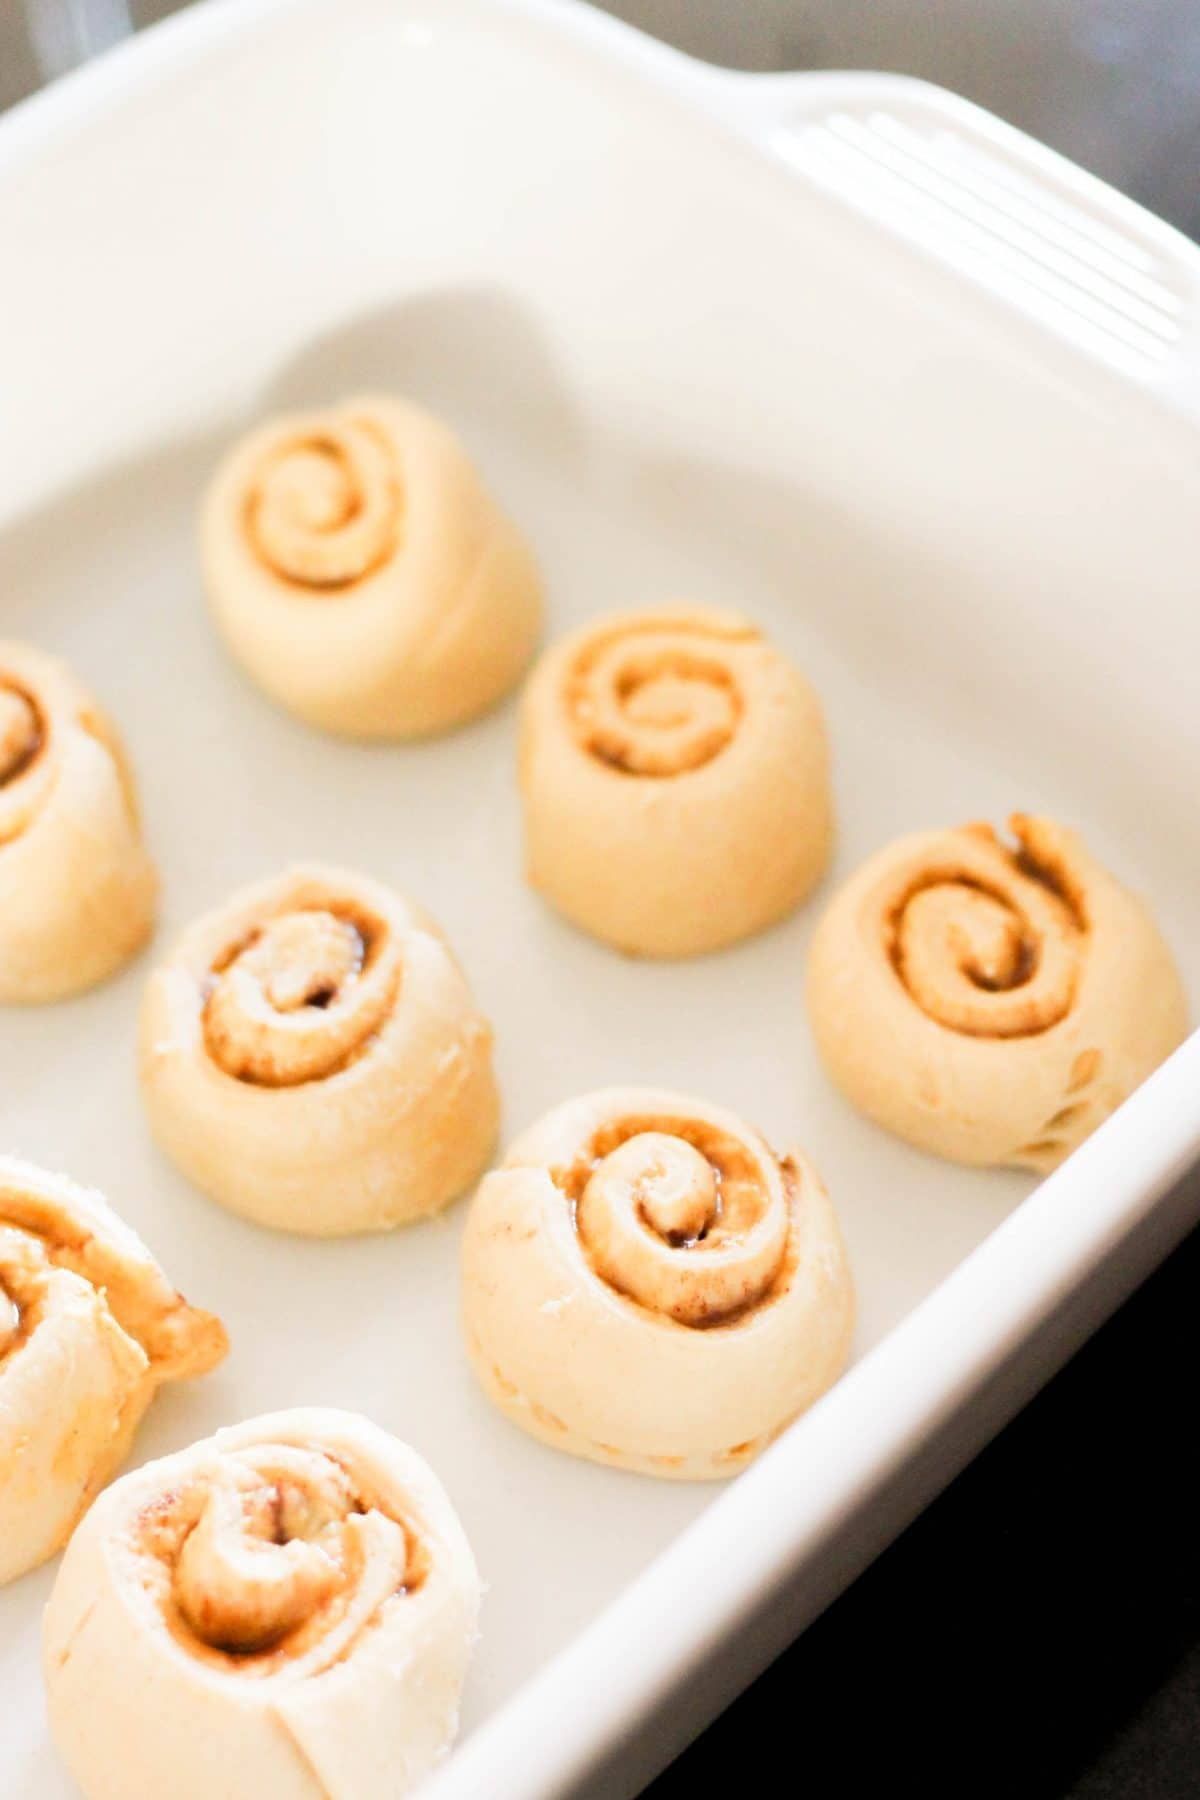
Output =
[
  {"x1": 246, "y1": 417, "x2": 398, "y2": 588},
  {"x1": 519, "y1": 607, "x2": 832, "y2": 956},
  {"x1": 43, "y1": 1409, "x2": 480, "y2": 1800},
  {"x1": 566, "y1": 621, "x2": 742, "y2": 776},
  {"x1": 201, "y1": 894, "x2": 400, "y2": 1088},
  {"x1": 0, "y1": 1156, "x2": 227, "y2": 1584},
  {"x1": 807, "y1": 815, "x2": 1188, "y2": 1169},
  {"x1": 461, "y1": 1088, "x2": 854, "y2": 1479},
  {"x1": 202, "y1": 394, "x2": 543, "y2": 738},
  {"x1": 0, "y1": 641, "x2": 157, "y2": 1001},
  {"x1": 139, "y1": 865, "x2": 499, "y2": 1234}
]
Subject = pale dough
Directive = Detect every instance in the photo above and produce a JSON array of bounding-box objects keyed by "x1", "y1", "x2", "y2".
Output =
[
  {"x1": 201, "y1": 394, "x2": 542, "y2": 737},
  {"x1": 43, "y1": 1408, "x2": 480, "y2": 1800},
  {"x1": 807, "y1": 814, "x2": 1188, "y2": 1170},
  {"x1": 519, "y1": 605, "x2": 833, "y2": 956},
  {"x1": 461, "y1": 1087, "x2": 854, "y2": 1479},
  {"x1": 0, "y1": 640, "x2": 157, "y2": 1001},
  {"x1": 0, "y1": 1156, "x2": 227, "y2": 1584},
  {"x1": 139, "y1": 864, "x2": 499, "y2": 1234}
]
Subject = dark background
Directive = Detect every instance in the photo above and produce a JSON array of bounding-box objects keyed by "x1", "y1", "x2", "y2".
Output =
[
  {"x1": 2, "y1": 5, "x2": 1198, "y2": 1796},
  {"x1": 649, "y1": 1210, "x2": 1199, "y2": 1800}
]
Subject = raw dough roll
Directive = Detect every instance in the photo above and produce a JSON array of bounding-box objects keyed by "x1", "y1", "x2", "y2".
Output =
[
  {"x1": 461, "y1": 1088, "x2": 854, "y2": 1479},
  {"x1": 519, "y1": 606, "x2": 832, "y2": 956},
  {"x1": 0, "y1": 1156, "x2": 227, "y2": 1585},
  {"x1": 0, "y1": 640, "x2": 157, "y2": 1001},
  {"x1": 201, "y1": 394, "x2": 543, "y2": 737},
  {"x1": 139, "y1": 865, "x2": 499, "y2": 1234},
  {"x1": 43, "y1": 1408, "x2": 480, "y2": 1800},
  {"x1": 807, "y1": 814, "x2": 1188, "y2": 1170}
]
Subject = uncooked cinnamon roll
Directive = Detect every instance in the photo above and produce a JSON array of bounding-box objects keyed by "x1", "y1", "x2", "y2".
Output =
[
  {"x1": 139, "y1": 865, "x2": 499, "y2": 1234},
  {"x1": 43, "y1": 1408, "x2": 480, "y2": 1800},
  {"x1": 807, "y1": 814, "x2": 1188, "y2": 1171},
  {"x1": 519, "y1": 606, "x2": 832, "y2": 956},
  {"x1": 0, "y1": 1156, "x2": 226, "y2": 1585},
  {"x1": 0, "y1": 640, "x2": 157, "y2": 1001},
  {"x1": 461, "y1": 1088, "x2": 854, "y2": 1479},
  {"x1": 201, "y1": 394, "x2": 542, "y2": 737}
]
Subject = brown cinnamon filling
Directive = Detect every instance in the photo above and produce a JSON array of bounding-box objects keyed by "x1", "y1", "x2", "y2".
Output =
[
  {"x1": 0, "y1": 1213, "x2": 79, "y2": 1359},
  {"x1": 0, "y1": 1285, "x2": 40, "y2": 1359},
  {"x1": 202, "y1": 899, "x2": 396, "y2": 1088},
  {"x1": 137, "y1": 1451, "x2": 426, "y2": 1674},
  {"x1": 885, "y1": 820, "x2": 1085, "y2": 1039},
  {"x1": 559, "y1": 1116, "x2": 754, "y2": 1232},
  {"x1": 566, "y1": 619, "x2": 753, "y2": 778},
  {"x1": 0, "y1": 1280, "x2": 23, "y2": 1356},
  {"x1": 0, "y1": 682, "x2": 45, "y2": 788},
  {"x1": 555, "y1": 1117, "x2": 798, "y2": 1329},
  {"x1": 244, "y1": 417, "x2": 401, "y2": 591},
  {"x1": 886, "y1": 873, "x2": 1043, "y2": 986},
  {"x1": 208, "y1": 906, "x2": 373, "y2": 987}
]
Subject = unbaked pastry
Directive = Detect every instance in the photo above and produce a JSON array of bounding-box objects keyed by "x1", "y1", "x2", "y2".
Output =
[
  {"x1": 201, "y1": 394, "x2": 542, "y2": 737},
  {"x1": 0, "y1": 1156, "x2": 227, "y2": 1585},
  {"x1": 0, "y1": 640, "x2": 157, "y2": 1001},
  {"x1": 806, "y1": 814, "x2": 1188, "y2": 1170},
  {"x1": 43, "y1": 1408, "x2": 480, "y2": 1800},
  {"x1": 461, "y1": 1087, "x2": 853, "y2": 1479},
  {"x1": 139, "y1": 865, "x2": 499, "y2": 1234},
  {"x1": 519, "y1": 606, "x2": 832, "y2": 956}
]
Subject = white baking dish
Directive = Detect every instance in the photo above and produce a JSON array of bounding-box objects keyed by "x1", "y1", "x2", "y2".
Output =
[{"x1": 1, "y1": 1, "x2": 1198, "y2": 1794}]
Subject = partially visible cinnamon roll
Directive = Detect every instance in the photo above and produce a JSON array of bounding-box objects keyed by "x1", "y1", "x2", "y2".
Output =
[
  {"x1": 201, "y1": 395, "x2": 542, "y2": 737},
  {"x1": 0, "y1": 641, "x2": 157, "y2": 1001},
  {"x1": 43, "y1": 1408, "x2": 480, "y2": 1800},
  {"x1": 807, "y1": 815, "x2": 1188, "y2": 1170},
  {"x1": 461, "y1": 1088, "x2": 854, "y2": 1479},
  {"x1": 0, "y1": 1156, "x2": 227, "y2": 1585},
  {"x1": 139, "y1": 865, "x2": 499, "y2": 1234},
  {"x1": 519, "y1": 607, "x2": 832, "y2": 956}
]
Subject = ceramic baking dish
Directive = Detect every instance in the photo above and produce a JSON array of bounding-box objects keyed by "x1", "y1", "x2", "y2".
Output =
[{"x1": 1, "y1": 0, "x2": 1198, "y2": 1794}]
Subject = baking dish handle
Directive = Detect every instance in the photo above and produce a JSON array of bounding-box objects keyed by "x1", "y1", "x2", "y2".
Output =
[{"x1": 703, "y1": 69, "x2": 1200, "y2": 417}]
